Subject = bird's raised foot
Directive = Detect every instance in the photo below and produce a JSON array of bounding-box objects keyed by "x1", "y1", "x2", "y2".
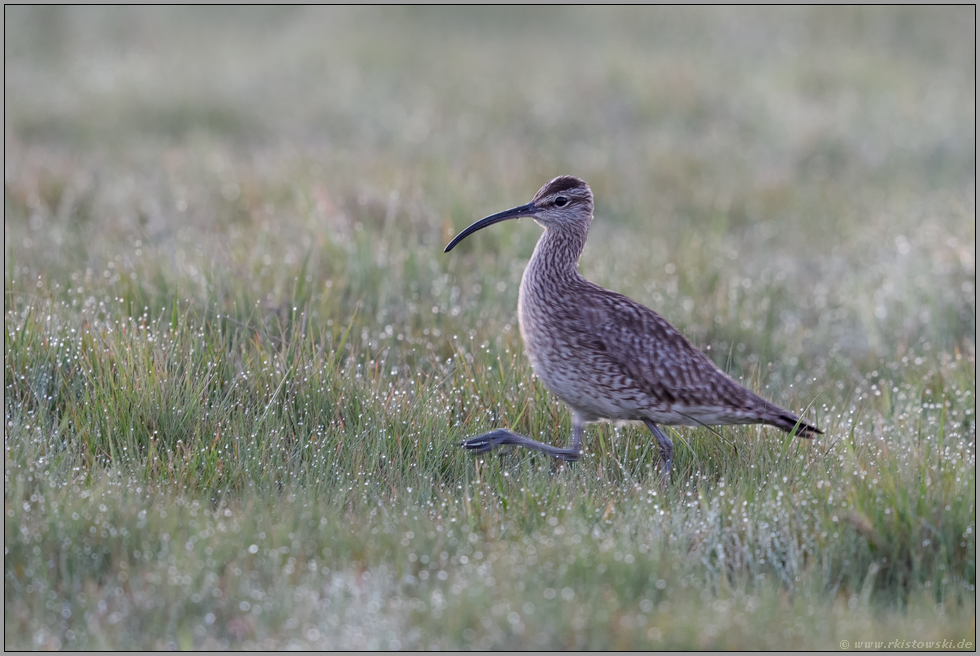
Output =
[
  {"x1": 460, "y1": 429, "x2": 519, "y2": 454},
  {"x1": 460, "y1": 428, "x2": 581, "y2": 462}
]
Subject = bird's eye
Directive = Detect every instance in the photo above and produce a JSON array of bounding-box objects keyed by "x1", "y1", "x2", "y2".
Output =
[{"x1": 554, "y1": 196, "x2": 568, "y2": 207}]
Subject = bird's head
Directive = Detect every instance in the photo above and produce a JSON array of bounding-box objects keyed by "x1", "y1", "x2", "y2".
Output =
[{"x1": 444, "y1": 176, "x2": 593, "y2": 252}]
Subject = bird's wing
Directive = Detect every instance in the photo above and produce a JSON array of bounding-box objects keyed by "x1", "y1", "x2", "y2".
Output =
[{"x1": 574, "y1": 284, "x2": 755, "y2": 411}]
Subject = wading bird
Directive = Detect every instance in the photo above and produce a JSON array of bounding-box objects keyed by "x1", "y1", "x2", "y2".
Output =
[{"x1": 444, "y1": 176, "x2": 821, "y2": 480}]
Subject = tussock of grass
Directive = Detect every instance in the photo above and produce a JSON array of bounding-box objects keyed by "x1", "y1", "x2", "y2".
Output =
[{"x1": 5, "y1": 6, "x2": 976, "y2": 649}]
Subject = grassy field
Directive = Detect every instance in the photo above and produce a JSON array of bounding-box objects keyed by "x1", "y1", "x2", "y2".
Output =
[{"x1": 4, "y1": 7, "x2": 976, "y2": 649}]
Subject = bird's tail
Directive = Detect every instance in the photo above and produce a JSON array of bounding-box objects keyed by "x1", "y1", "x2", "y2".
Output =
[{"x1": 764, "y1": 407, "x2": 822, "y2": 437}]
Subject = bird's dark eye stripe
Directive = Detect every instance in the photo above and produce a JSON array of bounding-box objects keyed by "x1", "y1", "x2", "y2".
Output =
[{"x1": 554, "y1": 196, "x2": 568, "y2": 207}]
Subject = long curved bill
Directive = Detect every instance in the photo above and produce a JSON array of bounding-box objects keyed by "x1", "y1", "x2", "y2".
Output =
[{"x1": 444, "y1": 202, "x2": 537, "y2": 253}]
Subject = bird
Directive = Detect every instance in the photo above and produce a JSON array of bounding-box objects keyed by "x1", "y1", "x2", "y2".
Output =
[{"x1": 444, "y1": 175, "x2": 821, "y2": 480}]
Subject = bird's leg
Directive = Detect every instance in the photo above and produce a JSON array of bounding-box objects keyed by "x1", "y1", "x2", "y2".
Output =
[
  {"x1": 644, "y1": 420, "x2": 674, "y2": 486},
  {"x1": 461, "y1": 415, "x2": 584, "y2": 462}
]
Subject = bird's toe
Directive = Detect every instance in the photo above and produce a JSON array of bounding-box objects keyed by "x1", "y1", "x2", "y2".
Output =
[{"x1": 460, "y1": 433, "x2": 496, "y2": 453}]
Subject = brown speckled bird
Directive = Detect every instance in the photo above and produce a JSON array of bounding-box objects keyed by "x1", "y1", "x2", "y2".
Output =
[{"x1": 444, "y1": 175, "x2": 821, "y2": 480}]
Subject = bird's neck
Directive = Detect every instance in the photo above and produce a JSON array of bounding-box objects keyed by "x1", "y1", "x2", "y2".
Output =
[{"x1": 524, "y1": 223, "x2": 589, "y2": 290}]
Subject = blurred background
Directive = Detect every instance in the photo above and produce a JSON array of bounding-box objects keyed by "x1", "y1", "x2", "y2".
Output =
[
  {"x1": 4, "y1": 8, "x2": 975, "y2": 650},
  {"x1": 4, "y1": 5, "x2": 976, "y2": 390}
]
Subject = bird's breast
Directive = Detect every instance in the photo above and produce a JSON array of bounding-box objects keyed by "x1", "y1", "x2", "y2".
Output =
[
  {"x1": 517, "y1": 255, "x2": 572, "y2": 376},
  {"x1": 517, "y1": 264, "x2": 638, "y2": 420}
]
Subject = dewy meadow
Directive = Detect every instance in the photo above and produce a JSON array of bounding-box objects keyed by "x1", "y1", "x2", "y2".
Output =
[{"x1": 4, "y1": 7, "x2": 975, "y2": 649}]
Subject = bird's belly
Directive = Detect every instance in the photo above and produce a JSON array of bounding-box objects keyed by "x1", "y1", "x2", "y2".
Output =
[
  {"x1": 518, "y1": 271, "x2": 648, "y2": 421},
  {"x1": 520, "y1": 324, "x2": 642, "y2": 422}
]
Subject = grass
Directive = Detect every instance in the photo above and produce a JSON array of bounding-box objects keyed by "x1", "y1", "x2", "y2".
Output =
[{"x1": 4, "y1": 6, "x2": 976, "y2": 649}]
